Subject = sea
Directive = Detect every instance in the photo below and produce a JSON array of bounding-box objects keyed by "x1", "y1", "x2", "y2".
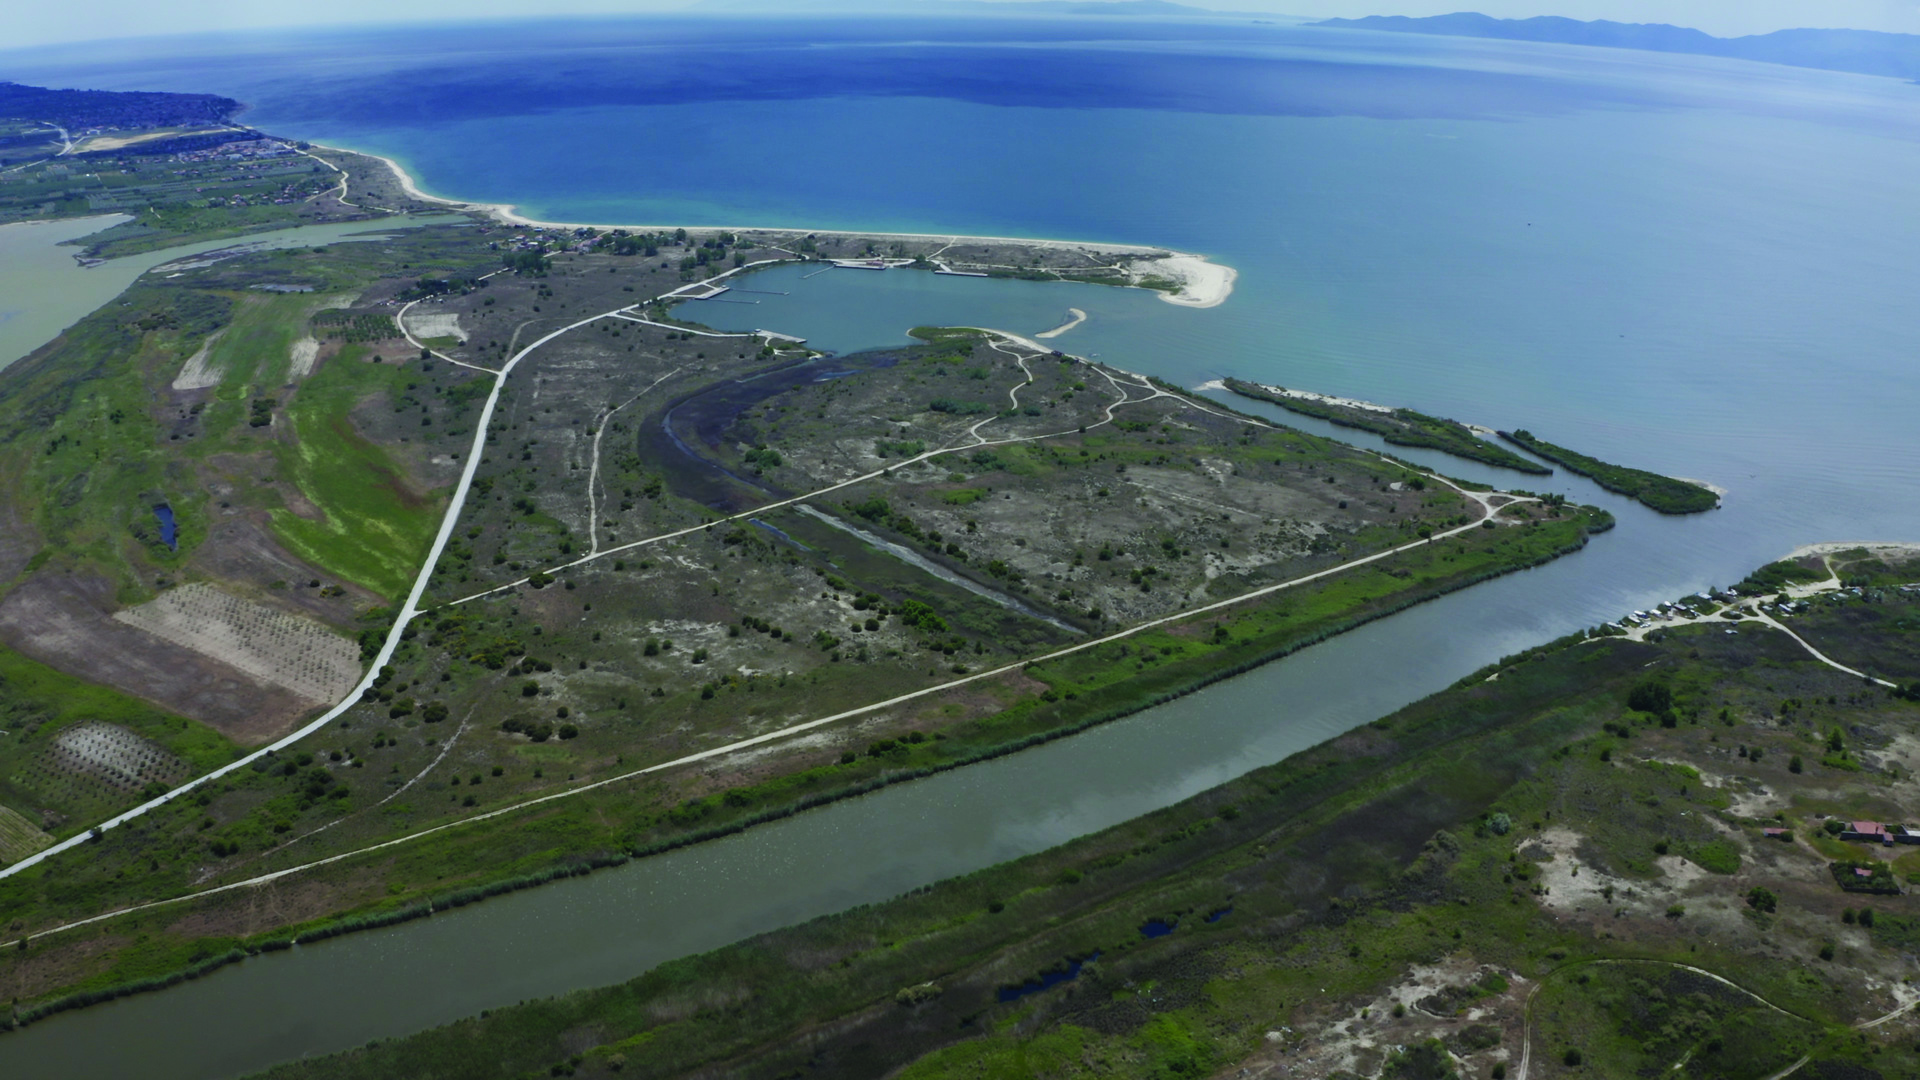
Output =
[{"x1": 2, "y1": 16, "x2": 1920, "y2": 1077}]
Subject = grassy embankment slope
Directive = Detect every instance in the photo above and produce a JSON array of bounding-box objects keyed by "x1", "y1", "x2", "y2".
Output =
[
  {"x1": 1501, "y1": 428, "x2": 1719, "y2": 514},
  {"x1": 1223, "y1": 377, "x2": 1550, "y2": 475},
  {"x1": 244, "y1": 560, "x2": 1920, "y2": 1080}
]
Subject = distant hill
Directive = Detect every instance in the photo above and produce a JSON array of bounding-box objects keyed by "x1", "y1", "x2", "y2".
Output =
[
  {"x1": 692, "y1": 0, "x2": 1224, "y2": 16},
  {"x1": 1314, "y1": 13, "x2": 1920, "y2": 82},
  {"x1": 0, "y1": 82, "x2": 241, "y2": 129}
]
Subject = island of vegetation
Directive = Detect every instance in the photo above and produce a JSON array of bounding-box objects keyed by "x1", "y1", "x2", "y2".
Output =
[
  {"x1": 1223, "y1": 377, "x2": 1551, "y2": 475},
  {"x1": 0, "y1": 78, "x2": 1624, "y2": 1028},
  {"x1": 222, "y1": 547, "x2": 1920, "y2": 1080},
  {"x1": 1500, "y1": 428, "x2": 1720, "y2": 514}
]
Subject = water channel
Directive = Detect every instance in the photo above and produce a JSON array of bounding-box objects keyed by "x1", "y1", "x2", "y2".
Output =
[{"x1": 0, "y1": 213, "x2": 459, "y2": 374}]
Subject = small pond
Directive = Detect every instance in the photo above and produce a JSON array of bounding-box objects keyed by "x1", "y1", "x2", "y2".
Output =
[
  {"x1": 152, "y1": 504, "x2": 178, "y2": 551},
  {"x1": 997, "y1": 951, "x2": 1101, "y2": 1003}
]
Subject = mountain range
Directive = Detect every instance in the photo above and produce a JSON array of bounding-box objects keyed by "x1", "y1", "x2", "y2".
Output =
[{"x1": 1315, "y1": 13, "x2": 1920, "y2": 82}]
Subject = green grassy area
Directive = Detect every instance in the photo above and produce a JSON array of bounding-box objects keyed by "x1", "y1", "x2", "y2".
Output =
[
  {"x1": 270, "y1": 345, "x2": 449, "y2": 599},
  {"x1": 0, "y1": 137, "x2": 365, "y2": 255},
  {"x1": 1500, "y1": 429, "x2": 1719, "y2": 514},
  {"x1": 233, "y1": 580, "x2": 1920, "y2": 1080},
  {"x1": 0, "y1": 642, "x2": 234, "y2": 851},
  {"x1": 1223, "y1": 377, "x2": 1551, "y2": 475}
]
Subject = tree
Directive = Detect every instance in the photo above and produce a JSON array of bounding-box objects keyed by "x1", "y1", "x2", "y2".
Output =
[
  {"x1": 1627, "y1": 680, "x2": 1673, "y2": 715},
  {"x1": 1746, "y1": 886, "x2": 1777, "y2": 913}
]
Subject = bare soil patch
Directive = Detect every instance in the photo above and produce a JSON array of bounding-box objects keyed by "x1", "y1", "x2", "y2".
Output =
[
  {"x1": 113, "y1": 582, "x2": 361, "y2": 705},
  {"x1": 0, "y1": 571, "x2": 316, "y2": 744}
]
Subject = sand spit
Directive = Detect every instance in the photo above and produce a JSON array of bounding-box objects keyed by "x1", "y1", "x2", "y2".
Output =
[
  {"x1": 1132, "y1": 253, "x2": 1236, "y2": 308},
  {"x1": 1248, "y1": 380, "x2": 1395, "y2": 415},
  {"x1": 328, "y1": 143, "x2": 1238, "y2": 306},
  {"x1": 1035, "y1": 307, "x2": 1086, "y2": 338}
]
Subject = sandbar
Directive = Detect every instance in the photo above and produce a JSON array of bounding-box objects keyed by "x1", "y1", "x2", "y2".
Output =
[{"x1": 327, "y1": 143, "x2": 1238, "y2": 309}]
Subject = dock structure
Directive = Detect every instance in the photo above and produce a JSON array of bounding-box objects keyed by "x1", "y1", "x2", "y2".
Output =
[
  {"x1": 828, "y1": 257, "x2": 915, "y2": 270},
  {"x1": 756, "y1": 330, "x2": 807, "y2": 345},
  {"x1": 664, "y1": 280, "x2": 731, "y2": 300}
]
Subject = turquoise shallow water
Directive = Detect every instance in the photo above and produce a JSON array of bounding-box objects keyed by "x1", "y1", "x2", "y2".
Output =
[{"x1": 1, "y1": 19, "x2": 1918, "y2": 1077}]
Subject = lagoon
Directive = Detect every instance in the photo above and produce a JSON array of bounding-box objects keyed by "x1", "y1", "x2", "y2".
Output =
[{"x1": 0, "y1": 214, "x2": 454, "y2": 374}]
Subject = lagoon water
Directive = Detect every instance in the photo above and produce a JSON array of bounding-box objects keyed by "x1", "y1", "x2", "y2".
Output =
[
  {"x1": 0, "y1": 214, "x2": 454, "y2": 373},
  {"x1": 3, "y1": 17, "x2": 1920, "y2": 1077}
]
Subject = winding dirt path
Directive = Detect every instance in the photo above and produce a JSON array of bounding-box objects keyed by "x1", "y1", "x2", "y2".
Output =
[{"x1": 587, "y1": 367, "x2": 683, "y2": 556}]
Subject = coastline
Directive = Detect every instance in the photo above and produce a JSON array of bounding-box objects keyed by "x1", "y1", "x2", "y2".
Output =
[
  {"x1": 1787, "y1": 540, "x2": 1920, "y2": 560},
  {"x1": 324, "y1": 142, "x2": 1238, "y2": 308}
]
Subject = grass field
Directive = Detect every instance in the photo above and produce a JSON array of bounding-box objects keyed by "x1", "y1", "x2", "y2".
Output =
[
  {"x1": 270, "y1": 345, "x2": 448, "y2": 599},
  {"x1": 0, "y1": 642, "x2": 234, "y2": 854}
]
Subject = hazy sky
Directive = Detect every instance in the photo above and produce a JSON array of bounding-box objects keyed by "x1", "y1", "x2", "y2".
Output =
[{"x1": 4, "y1": 0, "x2": 1919, "y2": 50}]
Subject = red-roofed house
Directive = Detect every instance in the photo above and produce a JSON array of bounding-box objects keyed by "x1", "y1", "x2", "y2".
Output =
[{"x1": 1842, "y1": 821, "x2": 1893, "y2": 845}]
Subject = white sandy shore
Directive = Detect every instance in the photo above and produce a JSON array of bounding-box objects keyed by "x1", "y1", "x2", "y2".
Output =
[
  {"x1": 1787, "y1": 541, "x2": 1920, "y2": 561},
  {"x1": 1132, "y1": 253, "x2": 1237, "y2": 308},
  {"x1": 1035, "y1": 307, "x2": 1086, "y2": 338},
  {"x1": 1248, "y1": 381, "x2": 1395, "y2": 415},
  {"x1": 324, "y1": 143, "x2": 1237, "y2": 308},
  {"x1": 1672, "y1": 476, "x2": 1729, "y2": 497}
]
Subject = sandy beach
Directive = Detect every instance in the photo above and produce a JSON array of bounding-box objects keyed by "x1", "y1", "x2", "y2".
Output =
[
  {"x1": 327, "y1": 143, "x2": 1238, "y2": 308},
  {"x1": 1787, "y1": 541, "x2": 1920, "y2": 561},
  {"x1": 1130, "y1": 253, "x2": 1237, "y2": 308}
]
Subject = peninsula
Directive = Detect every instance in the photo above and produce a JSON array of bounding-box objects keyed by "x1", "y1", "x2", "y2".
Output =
[
  {"x1": 1500, "y1": 428, "x2": 1720, "y2": 514},
  {"x1": 1223, "y1": 377, "x2": 1550, "y2": 475}
]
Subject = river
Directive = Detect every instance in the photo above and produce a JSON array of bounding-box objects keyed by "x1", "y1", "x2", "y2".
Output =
[{"x1": 0, "y1": 213, "x2": 458, "y2": 374}]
